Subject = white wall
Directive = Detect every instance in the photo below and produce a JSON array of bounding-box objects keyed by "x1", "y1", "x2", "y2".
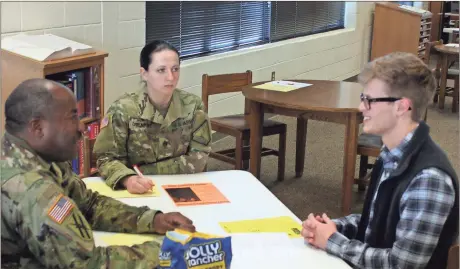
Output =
[{"x1": 1, "y1": 1, "x2": 375, "y2": 117}]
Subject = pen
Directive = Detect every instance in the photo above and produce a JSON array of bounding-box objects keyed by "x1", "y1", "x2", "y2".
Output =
[
  {"x1": 133, "y1": 165, "x2": 144, "y2": 177},
  {"x1": 133, "y1": 165, "x2": 155, "y2": 192}
]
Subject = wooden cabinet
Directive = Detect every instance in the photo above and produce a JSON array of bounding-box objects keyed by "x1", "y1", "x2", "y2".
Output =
[
  {"x1": 1, "y1": 49, "x2": 108, "y2": 176},
  {"x1": 371, "y1": 2, "x2": 432, "y2": 61}
]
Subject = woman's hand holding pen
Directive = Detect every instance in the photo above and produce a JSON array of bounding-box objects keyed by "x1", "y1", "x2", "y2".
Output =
[
  {"x1": 123, "y1": 175, "x2": 154, "y2": 194},
  {"x1": 122, "y1": 165, "x2": 155, "y2": 194}
]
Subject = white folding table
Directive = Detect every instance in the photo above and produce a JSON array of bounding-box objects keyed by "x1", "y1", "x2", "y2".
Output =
[{"x1": 85, "y1": 170, "x2": 351, "y2": 268}]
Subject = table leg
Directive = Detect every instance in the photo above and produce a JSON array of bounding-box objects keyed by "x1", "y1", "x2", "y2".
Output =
[
  {"x1": 249, "y1": 100, "x2": 263, "y2": 179},
  {"x1": 295, "y1": 117, "x2": 307, "y2": 178},
  {"x1": 341, "y1": 113, "x2": 359, "y2": 216},
  {"x1": 242, "y1": 138, "x2": 250, "y2": 170},
  {"x1": 453, "y1": 76, "x2": 459, "y2": 113},
  {"x1": 439, "y1": 54, "x2": 448, "y2": 110}
]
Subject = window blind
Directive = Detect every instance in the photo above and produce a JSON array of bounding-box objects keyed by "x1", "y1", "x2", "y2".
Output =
[
  {"x1": 270, "y1": 1, "x2": 345, "y2": 42},
  {"x1": 146, "y1": 1, "x2": 345, "y2": 59},
  {"x1": 146, "y1": 1, "x2": 270, "y2": 59}
]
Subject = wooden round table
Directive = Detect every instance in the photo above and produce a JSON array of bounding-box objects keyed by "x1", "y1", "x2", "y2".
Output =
[
  {"x1": 243, "y1": 80, "x2": 363, "y2": 215},
  {"x1": 434, "y1": 44, "x2": 459, "y2": 111}
]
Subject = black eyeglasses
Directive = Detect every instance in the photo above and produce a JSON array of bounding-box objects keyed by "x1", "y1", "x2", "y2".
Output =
[{"x1": 360, "y1": 93, "x2": 411, "y2": 110}]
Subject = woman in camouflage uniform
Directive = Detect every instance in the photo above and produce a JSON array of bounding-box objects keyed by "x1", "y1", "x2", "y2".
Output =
[{"x1": 93, "y1": 40, "x2": 212, "y2": 194}]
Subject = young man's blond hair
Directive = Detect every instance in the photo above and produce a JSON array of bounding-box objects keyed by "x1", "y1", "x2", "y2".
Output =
[{"x1": 358, "y1": 52, "x2": 436, "y2": 121}]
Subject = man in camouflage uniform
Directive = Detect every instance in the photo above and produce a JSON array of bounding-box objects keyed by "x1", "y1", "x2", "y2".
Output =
[
  {"x1": 1, "y1": 78, "x2": 195, "y2": 269},
  {"x1": 93, "y1": 88, "x2": 212, "y2": 191}
]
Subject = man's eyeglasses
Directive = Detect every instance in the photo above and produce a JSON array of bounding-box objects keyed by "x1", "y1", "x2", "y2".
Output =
[{"x1": 360, "y1": 93, "x2": 411, "y2": 110}]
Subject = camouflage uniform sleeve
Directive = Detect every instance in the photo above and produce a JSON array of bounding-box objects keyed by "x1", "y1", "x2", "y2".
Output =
[
  {"x1": 93, "y1": 109, "x2": 137, "y2": 189},
  {"x1": 2, "y1": 174, "x2": 161, "y2": 269},
  {"x1": 60, "y1": 162, "x2": 160, "y2": 234},
  {"x1": 155, "y1": 101, "x2": 212, "y2": 174}
]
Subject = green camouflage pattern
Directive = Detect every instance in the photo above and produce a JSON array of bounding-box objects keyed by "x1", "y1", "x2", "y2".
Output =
[
  {"x1": 93, "y1": 88, "x2": 212, "y2": 189},
  {"x1": 1, "y1": 132, "x2": 163, "y2": 269}
]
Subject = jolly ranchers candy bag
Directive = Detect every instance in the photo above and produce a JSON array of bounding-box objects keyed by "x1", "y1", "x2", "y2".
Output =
[{"x1": 159, "y1": 229, "x2": 232, "y2": 269}]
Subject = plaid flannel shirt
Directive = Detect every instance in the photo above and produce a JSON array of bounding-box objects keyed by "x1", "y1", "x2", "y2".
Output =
[{"x1": 326, "y1": 127, "x2": 455, "y2": 269}]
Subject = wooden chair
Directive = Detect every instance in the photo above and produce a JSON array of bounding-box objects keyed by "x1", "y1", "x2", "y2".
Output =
[
  {"x1": 453, "y1": 28, "x2": 459, "y2": 43},
  {"x1": 355, "y1": 110, "x2": 428, "y2": 191},
  {"x1": 425, "y1": 40, "x2": 459, "y2": 113},
  {"x1": 202, "y1": 71, "x2": 287, "y2": 181},
  {"x1": 82, "y1": 135, "x2": 98, "y2": 177},
  {"x1": 447, "y1": 244, "x2": 459, "y2": 269},
  {"x1": 355, "y1": 133, "x2": 382, "y2": 191}
]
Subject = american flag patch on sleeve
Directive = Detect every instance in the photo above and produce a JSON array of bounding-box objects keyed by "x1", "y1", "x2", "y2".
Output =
[{"x1": 47, "y1": 194, "x2": 74, "y2": 224}]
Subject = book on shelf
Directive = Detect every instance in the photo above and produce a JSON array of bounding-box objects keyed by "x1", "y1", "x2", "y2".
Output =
[
  {"x1": 46, "y1": 66, "x2": 101, "y2": 175},
  {"x1": 72, "y1": 121, "x2": 100, "y2": 175},
  {"x1": 47, "y1": 66, "x2": 101, "y2": 120},
  {"x1": 75, "y1": 71, "x2": 85, "y2": 119},
  {"x1": 75, "y1": 121, "x2": 100, "y2": 175},
  {"x1": 1, "y1": 34, "x2": 94, "y2": 62},
  {"x1": 85, "y1": 65, "x2": 102, "y2": 119}
]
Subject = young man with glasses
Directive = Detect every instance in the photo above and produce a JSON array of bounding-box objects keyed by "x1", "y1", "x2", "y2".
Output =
[{"x1": 301, "y1": 52, "x2": 458, "y2": 269}]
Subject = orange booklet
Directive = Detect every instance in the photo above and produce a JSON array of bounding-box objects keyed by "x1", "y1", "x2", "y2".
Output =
[{"x1": 162, "y1": 183, "x2": 229, "y2": 206}]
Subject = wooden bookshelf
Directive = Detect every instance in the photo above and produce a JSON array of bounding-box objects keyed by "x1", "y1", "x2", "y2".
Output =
[
  {"x1": 371, "y1": 2, "x2": 433, "y2": 61},
  {"x1": 1, "y1": 49, "x2": 108, "y2": 177}
]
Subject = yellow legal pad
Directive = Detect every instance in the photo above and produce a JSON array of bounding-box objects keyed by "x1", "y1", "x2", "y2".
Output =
[
  {"x1": 219, "y1": 216, "x2": 302, "y2": 238},
  {"x1": 100, "y1": 233, "x2": 163, "y2": 246},
  {"x1": 85, "y1": 182, "x2": 160, "y2": 198}
]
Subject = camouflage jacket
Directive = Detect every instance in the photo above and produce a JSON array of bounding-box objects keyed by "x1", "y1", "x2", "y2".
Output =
[
  {"x1": 1, "y1": 132, "x2": 162, "y2": 269},
  {"x1": 93, "y1": 88, "x2": 212, "y2": 189}
]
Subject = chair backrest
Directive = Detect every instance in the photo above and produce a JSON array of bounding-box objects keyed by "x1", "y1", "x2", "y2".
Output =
[
  {"x1": 453, "y1": 30, "x2": 459, "y2": 43},
  {"x1": 447, "y1": 244, "x2": 459, "y2": 269},
  {"x1": 201, "y1": 71, "x2": 252, "y2": 113},
  {"x1": 424, "y1": 40, "x2": 444, "y2": 89},
  {"x1": 424, "y1": 40, "x2": 443, "y2": 65},
  {"x1": 82, "y1": 136, "x2": 97, "y2": 177}
]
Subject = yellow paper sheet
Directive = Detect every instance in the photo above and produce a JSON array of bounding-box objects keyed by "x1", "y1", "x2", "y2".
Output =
[
  {"x1": 219, "y1": 216, "x2": 302, "y2": 238},
  {"x1": 85, "y1": 182, "x2": 160, "y2": 198},
  {"x1": 254, "y1": 83, "x2": 298, "y2": 92},
  {"x1": 100, "y1": 233, "x2": 163, "y2": 246}
]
